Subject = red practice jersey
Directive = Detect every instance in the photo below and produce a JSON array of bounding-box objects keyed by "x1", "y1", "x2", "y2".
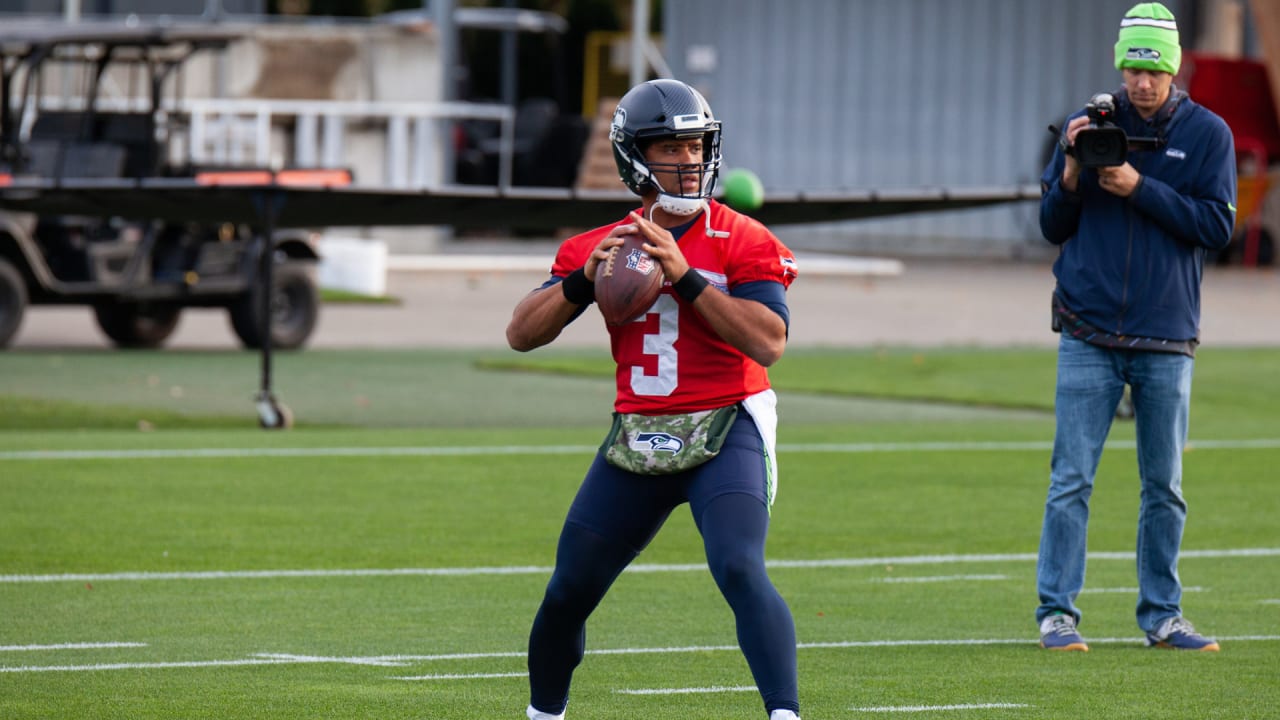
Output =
[{"x1": 550, "y1": 200, "x2": 799, "y2": 414}]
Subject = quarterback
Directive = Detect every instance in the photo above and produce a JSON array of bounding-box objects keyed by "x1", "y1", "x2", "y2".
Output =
[{"x1": 506, "y1": 78, "x2": 802, "y2": 720}]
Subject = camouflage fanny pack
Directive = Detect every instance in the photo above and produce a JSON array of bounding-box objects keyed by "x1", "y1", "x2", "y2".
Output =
[{"x1": 601, "y1": 404, "x2": 740, "y2": 475}]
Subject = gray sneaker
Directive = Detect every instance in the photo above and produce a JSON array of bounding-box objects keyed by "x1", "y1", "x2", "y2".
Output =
[
  {"x1": 1145, "y1": 617, "x2": 1220, "y2": 651},
  {"x1": 1039, "y1": 612, "x2": 1089, "y2": 651}
]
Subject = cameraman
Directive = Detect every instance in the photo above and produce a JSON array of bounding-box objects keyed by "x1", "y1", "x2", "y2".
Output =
[{"x1": 1035, "y1": 2, "x2": 1236, "y2": 653}]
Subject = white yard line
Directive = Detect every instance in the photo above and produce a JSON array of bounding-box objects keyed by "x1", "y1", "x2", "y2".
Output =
[
  {"x1": 614, "y1": 685, "x2": 758, "y2": 695},
  {"x1": 3, "y1": 548, "x2": 1277, "y2": 585},
  {"x1": 873, "y1": 574, "x2": 1008, "y2": 584},
  {"x1": 0, "y1": 445, "x2": 595, "y2": 461},
  {"x1": 1083, "y1": 586, "x2": 1204, "y2": 593},
  {"x1": 800, "y1": 636, "x2": 1280, "y2": 648},
  {"x1": 6, "y1": 636, "x2": 1280, "y2": 675},
  {"x1": 254, "y1": 653, "x2": 410, "y2": 667},
  {"x1": 851, "y1": 703, "x2": 1030, "y2": 713},
  {"x1": 2, "y1": 438, "x2": 1278, "y2": 462},
  {"x1": 392, "y1": 671, "x2": 528, "y2": 680},
  {"x1": 0, "y1": 642, "x2": 147, "y2": 652},
  {"x1": 0, "y1": 657, "x2": 301, "y2": 673}
]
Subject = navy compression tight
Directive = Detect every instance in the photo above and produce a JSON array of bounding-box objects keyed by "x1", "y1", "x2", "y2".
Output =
[{"x1": 527, "y1": 472, "x2": 799, "y2": 716}]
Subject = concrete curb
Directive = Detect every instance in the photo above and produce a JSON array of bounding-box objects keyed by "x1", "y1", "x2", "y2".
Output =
[{"x1": 384, "y1": 253, "x2": 904, "y2": 277}]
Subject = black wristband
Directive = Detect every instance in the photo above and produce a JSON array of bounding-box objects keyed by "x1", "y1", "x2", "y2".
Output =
[
  {"x1": 673, "y1": 270, "x2": 709, "y2": 303},
  {"x1": 561, "y1": 267, "x2": 595, "y2": 305}
]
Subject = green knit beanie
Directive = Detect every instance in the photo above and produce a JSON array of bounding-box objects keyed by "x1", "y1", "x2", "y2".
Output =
[{"x1": 1114, "y1": 2, "x2": 1181, "y2": 75}]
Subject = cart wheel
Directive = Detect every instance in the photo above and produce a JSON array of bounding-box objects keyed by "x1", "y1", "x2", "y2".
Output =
[
  {"x1": 229, "y1": 263, "x2": 319, "y2": 350},
  {"x1": 0, "y1": 258, "x2": 29, "y2": 348},
  {"x1": 93, "y1": 301, "x2": 181, "y2": 348},
  {"x1": 255, "y1": 392, "x2": 295, "y2": 429}
]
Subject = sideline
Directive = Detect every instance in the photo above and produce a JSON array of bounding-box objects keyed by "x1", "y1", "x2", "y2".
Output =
[
  {"x1": 3, "y1": 437, "x2": 1279, "y2": 462},
  {"x1": 4, "y1": 548, "x2": 1277, "y2": 585},
  {"x1": 385, "y1": 252, "x2": 904, "y2": 277}
]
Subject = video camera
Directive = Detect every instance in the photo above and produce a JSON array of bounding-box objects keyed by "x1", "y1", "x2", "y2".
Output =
[
  {"x1": 1049, "y1": 92, "x2": 1165, "y2": 169},
  {"x1": 1072, "y1": 93, "x2": 1128, "y2": 167}
]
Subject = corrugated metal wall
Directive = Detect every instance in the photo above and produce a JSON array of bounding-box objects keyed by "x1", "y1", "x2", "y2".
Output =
[{"x1": 665, "y1": 0, "x2": 1191, "y2": 255}]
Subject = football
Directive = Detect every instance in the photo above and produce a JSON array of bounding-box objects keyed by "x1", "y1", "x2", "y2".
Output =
[{"x1": 595, "y1": 235, "x2": 664, "y2": 326}]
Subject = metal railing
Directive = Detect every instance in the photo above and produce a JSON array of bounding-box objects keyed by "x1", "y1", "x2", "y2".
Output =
[{"x1": 18, "y1": 94, "x2": 517, "y2": 189}]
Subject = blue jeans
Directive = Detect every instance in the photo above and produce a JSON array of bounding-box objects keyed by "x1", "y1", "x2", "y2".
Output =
[{"x1": 1036, "y1": 335, "x2": 1193, "y2": 633}]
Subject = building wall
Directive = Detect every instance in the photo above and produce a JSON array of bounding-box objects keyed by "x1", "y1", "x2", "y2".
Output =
[
  {"x1": 664, "y1": 0, "x2": 1192, "y2": 257},
  {"x1": 0, "y1": 0, "x2": 263, "y2": 15}
]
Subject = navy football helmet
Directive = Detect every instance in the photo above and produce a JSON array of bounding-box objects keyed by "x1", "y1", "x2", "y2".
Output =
[{"x1": 609, "y1": 79, "x2": 722, "y2": 216}]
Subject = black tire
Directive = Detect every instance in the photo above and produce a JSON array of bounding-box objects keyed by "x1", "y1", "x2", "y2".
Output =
[
  {"x1": 229, "y1": 263, "x2": 318, "y2": 350},
  {"x1": 92, "y1": 301, "x2": 182, "y2": 348},
  {"x1": 0, "y1": 258, "x2": 29, "y2": 348}
]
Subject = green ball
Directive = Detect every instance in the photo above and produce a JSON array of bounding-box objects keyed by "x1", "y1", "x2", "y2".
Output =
[{"x1": 721, "y1": 168, "x2": 764, "y2": 211}]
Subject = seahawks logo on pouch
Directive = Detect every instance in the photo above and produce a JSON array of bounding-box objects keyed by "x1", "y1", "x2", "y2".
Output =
[
  {"x1": 1126, "y1": 47, "x2": 1161, "y2": 61},
  {"x1": 1166, "y1": 148, "x2": 1186, "y2": 159},
  {"x1": 631, "y1": 433, "x2": 684, "y2": 454}
]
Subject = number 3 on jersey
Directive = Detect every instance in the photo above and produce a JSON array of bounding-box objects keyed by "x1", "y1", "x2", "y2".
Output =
[{"x1": 629, "y1": 295, "x2": 678, "y2": 396}]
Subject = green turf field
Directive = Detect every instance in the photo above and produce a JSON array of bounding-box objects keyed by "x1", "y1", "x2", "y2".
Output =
[{"x1": 2, "y1": 347, "x2": 1277, "y2": 719}]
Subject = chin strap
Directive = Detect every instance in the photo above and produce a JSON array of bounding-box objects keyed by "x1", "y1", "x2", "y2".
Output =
[
  {"x1": 654, "y1": 191, "x2": 704, "y2": 217},
  {"x1": 704, "y1": 209, "x2": 729, "y2": 238},
  {"x1": 648, "y1": 200, "x2": 730, "y2": 238}
]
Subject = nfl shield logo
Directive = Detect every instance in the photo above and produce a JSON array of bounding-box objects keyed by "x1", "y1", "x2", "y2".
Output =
[{"x1": 626, "y1": 248, "x2": 656, "y2": 275}]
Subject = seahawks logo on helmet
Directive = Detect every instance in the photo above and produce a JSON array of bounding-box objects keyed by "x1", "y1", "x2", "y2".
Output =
[
  {"x1": 630, "y1": 433, "x2": 684, "y2": 454},
  {"x1": 609, "y1": 107, "x2": 627, "y2": 143}
]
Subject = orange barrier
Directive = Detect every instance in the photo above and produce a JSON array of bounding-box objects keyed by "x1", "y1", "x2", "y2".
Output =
[{"x1": 194, "y1": 168, "x2": 353, "y2": 188}]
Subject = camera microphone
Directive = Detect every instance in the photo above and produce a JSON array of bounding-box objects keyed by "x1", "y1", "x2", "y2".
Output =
[{"x1": 1086, "y1": 93, "x2": 1117, "y2": 123}]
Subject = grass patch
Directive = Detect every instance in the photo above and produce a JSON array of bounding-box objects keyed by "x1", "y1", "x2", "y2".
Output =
[
  {"x1": 0, "y1": 394, "x2": 252, "y2": 431},
  {"x1": 3, "y1": 347, "x2": 1278, "y2": 431},
  {"x1": 1, "y1": 346, "x2": 1277, "y2": 718},
  {"x1": 319, "y1": 288, "x2": 400, "y2": 305},
  {"x1": 482, "y1": 346, "x2": 1280, "y2": 423},
  {"x1": 2, "y1": 415, "x2": 1277, "y2": 718}
]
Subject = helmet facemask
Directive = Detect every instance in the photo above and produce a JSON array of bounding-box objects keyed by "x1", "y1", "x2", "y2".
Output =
[{"x1": 632, "y1": 133, "x2": 721, "y2": 216}]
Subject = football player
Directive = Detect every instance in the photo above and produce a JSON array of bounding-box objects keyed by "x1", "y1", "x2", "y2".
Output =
[{"x1": 506, "y1": 78, "x2": 801, "y2": 720}]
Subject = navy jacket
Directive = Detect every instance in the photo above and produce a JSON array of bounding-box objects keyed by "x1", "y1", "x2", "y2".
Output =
[{"x1": 1040, "y1": 89, "x2": 1236, "y2": 342}]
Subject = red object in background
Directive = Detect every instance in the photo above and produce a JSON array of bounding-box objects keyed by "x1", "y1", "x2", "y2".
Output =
[
  {"x1": 1179, "y1": 52, "x2": 1280, "y2": 160},
  {"x1": 1178, "y1": 52, "x2": 1278, "y2": 266}
]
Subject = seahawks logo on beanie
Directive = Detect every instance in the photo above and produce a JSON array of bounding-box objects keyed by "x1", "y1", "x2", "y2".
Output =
[{"x1": 1114, "y1": 2, "x2": 1181, "y2": 75}]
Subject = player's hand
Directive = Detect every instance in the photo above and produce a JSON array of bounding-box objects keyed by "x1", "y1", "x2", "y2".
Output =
[
  {"x1": 627, "y1": 211, "x2": 690, "y2": 282},
  {"x1": 584, "y1": 232, "x2": 625, "y2": 282},
  {"x1": 1096, "y1": 163, "x2": 1140, "y2": 197}
]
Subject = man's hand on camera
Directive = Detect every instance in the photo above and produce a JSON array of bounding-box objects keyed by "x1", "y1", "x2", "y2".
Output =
[
  {"x1": 1097, "y1": 163, "x2": 1140, "y2": 198},
  {"x1": 1060, "y1": 116, "x2": 1091, "y2": 193}
]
